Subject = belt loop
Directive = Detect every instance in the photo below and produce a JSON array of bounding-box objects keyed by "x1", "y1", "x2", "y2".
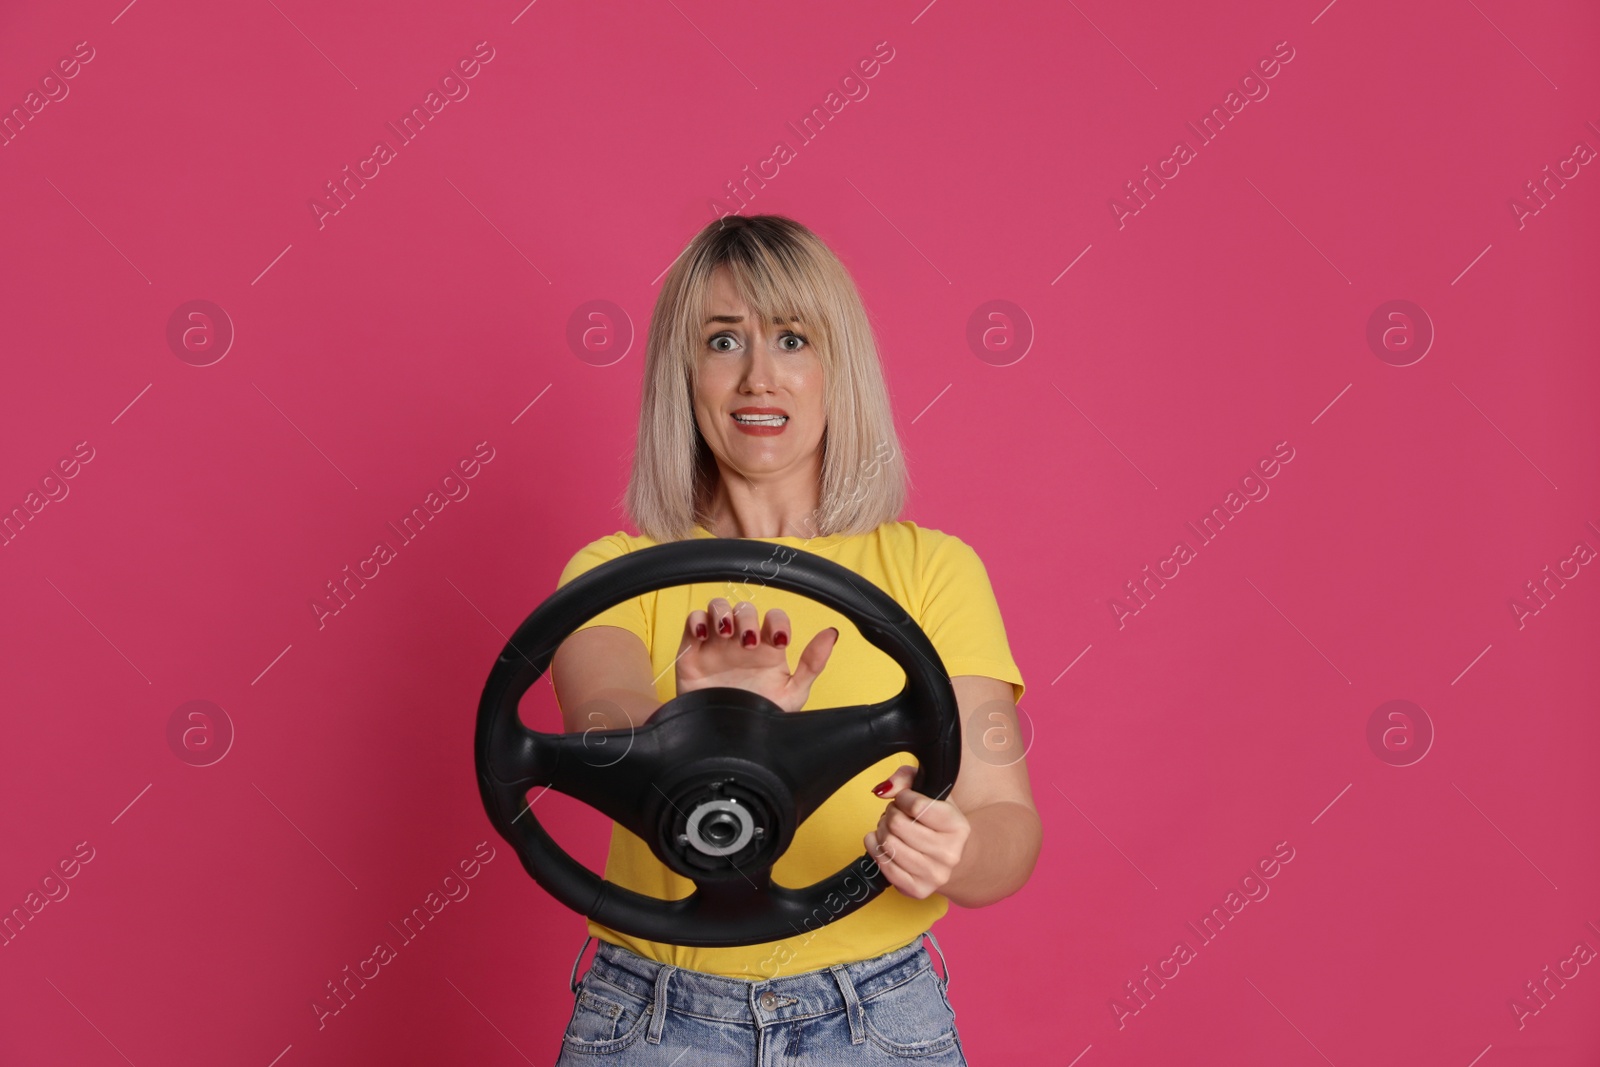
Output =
[
  {"x1": 923, "y1": 931, "x2": 951, "y2": 995},
  {"x1": 828, "y1": 964, "x2": 867, "y2": 1045},
  {"x1": 646, "y1": 963, "x2": 675, "y2": 1044},
  {"x1": 569, "y1": 936, "x2": 595, "y2": 995}
]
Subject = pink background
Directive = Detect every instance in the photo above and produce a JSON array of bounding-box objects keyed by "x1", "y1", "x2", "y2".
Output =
[{"x1": 3, "y1": 0, "x2": 1598, "y2": 1063}]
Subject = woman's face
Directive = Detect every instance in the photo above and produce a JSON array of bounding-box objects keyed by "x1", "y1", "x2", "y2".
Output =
[{"x1": 692, "y1": 265, "x2": 827, "y2": 483}]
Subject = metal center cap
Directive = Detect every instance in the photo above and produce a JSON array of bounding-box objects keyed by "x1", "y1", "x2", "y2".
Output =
[{"x1": 683, "y1": 798, "x2": 755, "y2": 856}]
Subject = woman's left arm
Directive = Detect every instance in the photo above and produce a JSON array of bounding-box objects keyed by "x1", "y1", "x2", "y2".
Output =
[{"x1": 865, "y1": 674, "x2": 1043, "y2": 909}]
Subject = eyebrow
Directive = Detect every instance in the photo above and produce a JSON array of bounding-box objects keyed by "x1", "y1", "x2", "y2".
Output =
[{"x1": 703, "y1": 314, "x2": 802, "y2": 325}]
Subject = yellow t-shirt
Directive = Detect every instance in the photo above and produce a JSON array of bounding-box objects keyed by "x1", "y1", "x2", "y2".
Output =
[{"x1": 553, "y1": 519, "x2": 1026, "y2": 979}]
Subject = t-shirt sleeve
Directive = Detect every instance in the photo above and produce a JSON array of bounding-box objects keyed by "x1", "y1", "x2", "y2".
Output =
[
  {"x1": 919, "y1": 534, "x2": 1026, "y2": 706},
  {"x1": 555, "y1": 533, "x2": 652, "y2": 650}
]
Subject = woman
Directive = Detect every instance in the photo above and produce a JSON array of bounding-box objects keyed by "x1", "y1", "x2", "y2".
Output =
[{"x1": 550, "y1": 215, "x2": 1040, "y2": 1065}]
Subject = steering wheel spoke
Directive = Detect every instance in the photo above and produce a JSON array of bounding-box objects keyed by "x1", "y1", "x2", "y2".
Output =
[
  {"x1": 530, "y1": 725, "x2": 666, "y2": 844},
  {"x1": 766, "y1": 696, "x2": 923, "y2": 825}
]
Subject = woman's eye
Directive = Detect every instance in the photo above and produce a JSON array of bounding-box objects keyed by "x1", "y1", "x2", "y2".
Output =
[
  {"x1": 708, "y1": 333, "x2": 738, "y2": 352},
  {"x1": 779, "y1": 332, "x2": 808, "y2": 351}
]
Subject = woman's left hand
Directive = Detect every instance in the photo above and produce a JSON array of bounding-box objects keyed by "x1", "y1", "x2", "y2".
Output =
[{"x1": 864, "y1": 764, "x2": 970, "y2": 900}]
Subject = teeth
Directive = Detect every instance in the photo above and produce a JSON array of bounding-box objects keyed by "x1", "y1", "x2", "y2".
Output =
[{"x1": 734, "y1": 414, "x2": 787, "y2": 424}]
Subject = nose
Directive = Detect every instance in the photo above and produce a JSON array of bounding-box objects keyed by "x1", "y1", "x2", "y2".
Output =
[{"x1": 739, "y1": 336, "x2": 777, "y2": 392}]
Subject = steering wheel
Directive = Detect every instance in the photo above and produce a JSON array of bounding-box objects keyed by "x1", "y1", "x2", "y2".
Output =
[{"x1": 474, "y1": 537, "x2": 962, "y2": 947}]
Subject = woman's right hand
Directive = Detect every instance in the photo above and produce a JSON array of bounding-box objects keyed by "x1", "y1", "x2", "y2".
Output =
[{"x1": 675, "y1": 597, "x2": 840, "y2": 713}]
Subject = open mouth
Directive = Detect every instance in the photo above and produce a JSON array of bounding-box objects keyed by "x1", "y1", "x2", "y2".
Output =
[{"x1": 731, "y1": 414, "x2": 789, "y2": 426}]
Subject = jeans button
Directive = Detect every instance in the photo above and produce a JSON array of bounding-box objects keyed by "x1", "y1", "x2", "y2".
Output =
[{"x1": 759, "y1": 992, "x2": 778, "y2": 1010}]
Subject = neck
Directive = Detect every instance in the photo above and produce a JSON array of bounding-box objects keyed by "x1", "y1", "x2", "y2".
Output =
[{"x1": 702, "y1": 469, "x2": 823, "y2": 539}]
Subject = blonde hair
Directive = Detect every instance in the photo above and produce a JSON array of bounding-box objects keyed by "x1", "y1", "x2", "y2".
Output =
[{"x1": 621, "y1": 215, "x2": 909, "y2": 543}]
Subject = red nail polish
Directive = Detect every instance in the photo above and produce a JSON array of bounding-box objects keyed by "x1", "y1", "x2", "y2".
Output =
[
  {"x1": 719, "y1": 617, "x2": 732, "y2": 635},
  {"x1": 871, "y1": 780, "x2": 892, "y2": 796},
  {"x1": 695, "y1": 623, "x2": 707, "y2": 640},
  {"x1": 742, "y1": 631, "x2": 757, "y2": 648},
  {"x1": 773, "y1": 632, "x2": 788, "y2": 648}
]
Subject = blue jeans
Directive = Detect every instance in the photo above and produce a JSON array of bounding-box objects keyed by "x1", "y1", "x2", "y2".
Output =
[{"x1": 553, "y1": 932, "x2": 968, "y2": 1065}]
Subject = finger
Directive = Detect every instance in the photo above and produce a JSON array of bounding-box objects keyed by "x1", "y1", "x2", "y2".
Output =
[
  {"x1": 883, "y1": 806, "x2": 940, "y2": 857},
  {"x1": 684, "y1": 609, "x2": 709, "y2": 643},
  {"x1": 874, "y1": 831, "x2": 938, "y2": 885},
  {"x1": 892, "y1": 786, "x2": 952, "y2": 826},
  {"x1": 865, "y1": 831, "x2": 930, "y2": 897},
  {"x1": 882, "y1": 806, "x2": 948, "y2": 854},
  {"x1": 865, "y1": 829, "x2": 903, "y2": 875},
  {"x1": 864, "y1": 832, "x2": 911, "y2": 894},
  {"x1": 760, "y1": 607, "x2": 791, "y2": 650},
  {"x1": 870, "y1": 764, "x2": 918, "y2": 800},
  {"x1": 708, "y1": 598, "x2": 734, "y2": 638},
  {"x1": 792, "y1": 627, "x2": 840, "y2": 687},
  {"x1": 731, "y1": 601, "x2": 760, "y2": 648},
  {"x1": 872, "y1": 803, "x2": 944, "y2": 861}
]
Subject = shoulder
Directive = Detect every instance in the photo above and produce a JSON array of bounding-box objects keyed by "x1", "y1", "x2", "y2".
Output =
[
  {"x1": 879, "y1": 520, "x2": 983, "y2": 569},
  {"x1": 872, "y1": 523, "x2": 997, "y2": 604},
  {"x1": 557, "y1": 530, "x2": 653, "y2": 586}
]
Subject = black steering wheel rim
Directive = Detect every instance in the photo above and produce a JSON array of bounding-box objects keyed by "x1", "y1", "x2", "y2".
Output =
[{"x1": 474, "y1": 537, "x2": 962, "y2": 948}]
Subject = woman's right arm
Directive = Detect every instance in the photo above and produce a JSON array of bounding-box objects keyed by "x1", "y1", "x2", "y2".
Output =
[
  {"x1": 551, "y1": 625, "x2": 662, "y2": 732},
  {"x1": 552, "y1": 600, "x2": 841, "y2": 734}
]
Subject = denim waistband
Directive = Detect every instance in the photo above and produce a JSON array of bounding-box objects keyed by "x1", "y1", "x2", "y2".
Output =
[{"x1": 568, "y1": 931, "x2": 952, "y2": 1037}]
